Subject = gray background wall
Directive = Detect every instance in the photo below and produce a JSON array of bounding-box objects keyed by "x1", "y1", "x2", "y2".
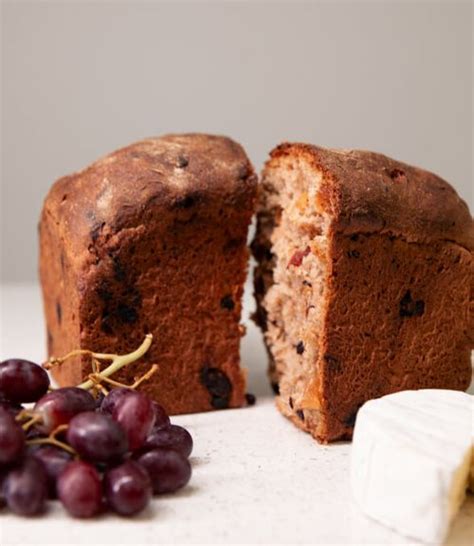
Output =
[{"x1": 1, "y1": 0, "x2": 472, "y2": 282}]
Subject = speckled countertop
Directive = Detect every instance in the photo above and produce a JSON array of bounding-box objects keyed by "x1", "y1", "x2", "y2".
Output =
[{"x1": 1, "y1": 282, "x2": 473, "y2": 546}]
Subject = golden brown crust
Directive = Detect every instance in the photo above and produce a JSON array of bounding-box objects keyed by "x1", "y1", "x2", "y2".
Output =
[
  {"x1": 44, "y1": 134, "x2": 255, "y2": 273},
  {"x1": 268, "y1": 143, "x2": 474, "y2": 250},
  {"x1": 40, "y1": 134, "x2": 257, "y2": 414},
  {"x1": 317, "y1": 234, "x2": 473, "y2": 441}
]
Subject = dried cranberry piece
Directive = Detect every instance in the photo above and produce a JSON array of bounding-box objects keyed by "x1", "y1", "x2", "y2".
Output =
[{"x1": 288, "y1": 246, "x2": 310, "y2": 268}]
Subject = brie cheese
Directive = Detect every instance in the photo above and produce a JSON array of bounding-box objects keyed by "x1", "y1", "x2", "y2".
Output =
[{"x1": 351, "y1": 389, "x2": 473, "y2": 544}]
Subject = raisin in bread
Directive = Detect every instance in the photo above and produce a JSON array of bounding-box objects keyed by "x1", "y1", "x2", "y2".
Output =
[
  {"x1": 40, "y1": 134, "x2": 257, "y2": 414},
  {"x1": 252, "y1": 143, "x2": 473, "y2": 443}
]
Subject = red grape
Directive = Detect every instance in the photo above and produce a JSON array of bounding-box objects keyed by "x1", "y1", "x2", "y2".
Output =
[
  {"x1": 142, "y1": 425, "x2": 193, "y2": 458},
  {"x1": 102, "y1": 390, "x2": 169, "y2": 426},
  {"x1": 151, "y1": 402, "x2": 170, "y2": 430},
  {"x1": 112, "y1": 391, "x2": 155, "y2": 451},
  {"x1": 66, "y1": 411, "x2": 128, "y2": 463},
  {"x1": 34, "y1": 387, "x2": 96, "y2": 433},
  {"x1": 0, "y1": 398, "x2": 24, "y2": 417},
  {"x1": 31, "y1": 446, "x2": 72, "y2": 498},
  {"x1": 57, "y1": 461, "x2": 102, "y2": 518},
  {"x1": 104, "y1": 460, "x2": 152, "y2": 516},
  {"x1": 136, "y1": 448, "x2": 191, "y2": 494},
  {"x1": 0, "y1": 468, "x2": 8, "y2": 508},
  {"x1": 0, "y1": 408, "x2": 25, "y2": 465},
  {"x1": 0, "y1": 359, "x2": 50, "y2": 403},
  {"x1": 100, "y1": 387, "x2": 131, "y2": 414},
  {"x1": 4, "y1": 457, "x2": 48, "y2": 515}
]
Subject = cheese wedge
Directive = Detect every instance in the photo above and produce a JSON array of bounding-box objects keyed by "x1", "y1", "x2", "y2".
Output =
[{"x1": 351, "y1": 389, "x2": 473, "y2": 544}]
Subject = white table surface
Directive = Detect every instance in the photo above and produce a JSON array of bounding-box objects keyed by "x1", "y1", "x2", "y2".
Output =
[{"x1": 1, "y1": 282, "x2": 473, "y2": 546}]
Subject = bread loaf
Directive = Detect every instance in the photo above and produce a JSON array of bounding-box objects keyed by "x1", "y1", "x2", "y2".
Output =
[
  {"x1": 40, "y1": 134, "x2": 257, "y2": 414},
  {"x1": 252, "y1": 143, "x2": 473, "y2": 442}
]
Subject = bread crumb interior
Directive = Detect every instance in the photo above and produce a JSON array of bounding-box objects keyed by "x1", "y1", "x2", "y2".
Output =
[{"x1": 259, "y1": 157, "x2": 329, "y2": 423}]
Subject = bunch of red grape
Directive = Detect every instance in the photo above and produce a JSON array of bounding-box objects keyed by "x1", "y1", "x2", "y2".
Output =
[{"x1": 0, "y1": 356, "x2": 193, "y2": 518}]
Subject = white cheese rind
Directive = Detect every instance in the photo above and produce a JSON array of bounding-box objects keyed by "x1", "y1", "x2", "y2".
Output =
[{"x1": 350, "y1": 389, "x2": 473, "y2": 544}]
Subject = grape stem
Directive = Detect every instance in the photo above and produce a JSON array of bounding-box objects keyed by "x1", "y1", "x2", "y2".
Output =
[
  {"x1": 27, "y1": 436, "x2": 77, "y2": 456},
  {"x1": 50, "y1": 424, "x2": 69, "y2": 439},
  {"x1": 91, "y1": 357, "x2": 101, "y2": 374},
  {"x1": 16, "y1": 409, "x2": 42, "y2": 431},
  {"x1": 27, "y1": 423, "x2": 76, "y2": 456},
  {"x1": 87, "y1": 363, "x2": 158, "y2": 391},
  {"x1": 45, "y1": 335, "x2": 153, "y2": 391},
  {"x1": 15, "y1": 408, "x2": 35, "y2": 422},
  {"x1": 22, "y1": 414, "x2": 42, "y2": 431},
  {"x1": 78, "y1": 334, "x2": 153, "y2": 390}
]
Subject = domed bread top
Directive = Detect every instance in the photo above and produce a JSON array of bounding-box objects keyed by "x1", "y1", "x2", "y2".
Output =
[
  {"x1": 268, "y1": 143, "x2": 474, "y2": 250},
  {"x1": 41, "y1": 133, "x2": 256, "y2": 268}
]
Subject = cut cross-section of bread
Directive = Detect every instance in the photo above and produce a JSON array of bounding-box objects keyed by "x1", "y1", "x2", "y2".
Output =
[
  {"x1": 252, "y1": 143, "x2": 474, "y2": 443},
  {"x1": 40, "y1": 134, "x2": 257, "y2": 414}
]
